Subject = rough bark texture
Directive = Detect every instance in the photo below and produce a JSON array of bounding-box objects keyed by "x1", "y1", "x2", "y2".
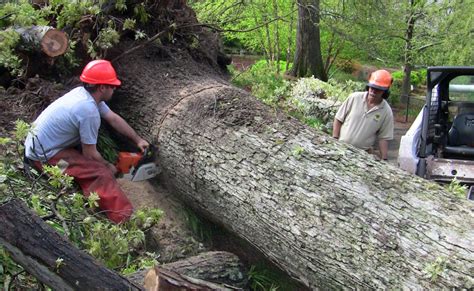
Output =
[
  {"x1": 143, "y1": 267, "x2": 241, "y2": 290},
  {"x1": 128, "y1": 251, "x2": 247, "y2": 288},
  {"x1": 111, "y1": 44, "x2": 474, "y2": 290},
  {"x1": 0, "y1": 199, "x2": 141, "y2": 290},
  {"x1": 288, "y1": 0, "x2": 327, "y2": 80}
]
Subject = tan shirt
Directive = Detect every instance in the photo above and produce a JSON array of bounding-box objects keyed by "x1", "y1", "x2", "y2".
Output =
[{"x1": 335, "y1": 91, "x2": 394, "y2": 150}]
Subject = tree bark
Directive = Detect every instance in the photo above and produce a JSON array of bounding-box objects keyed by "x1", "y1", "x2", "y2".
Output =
[
  {"x1": 128, "y1": 251, "x2": 247, "y2": 288},
  {"x1": 0, "y1": 199, "x2": 246, "y2": 290},
  {"x1": 15, "y1": 26, "x2": 68, "y2": 57},
  {"x1": 288, "y1": 0, "x2": 327, "y2": 81},
  {"x1": 111, "y1": 45, "x2": 474, "y2": 290},
  {"x1": 143, "y1": 267, "x2": 241, "y2": 291},
  {"x1": 0, "y1": 199, "x2": 141, "y2": 290},
  {"x1": 400, "y1": 0, "x2": 417, "y2": 104}
]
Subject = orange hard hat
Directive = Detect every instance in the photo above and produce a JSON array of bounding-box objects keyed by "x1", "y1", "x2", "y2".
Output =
[
  {"x1": 367, "y1": 69, "x2": 392, "y2": 91},
  {"x1": 80, "y1": 60, "x2": 121, "y2": 86}
]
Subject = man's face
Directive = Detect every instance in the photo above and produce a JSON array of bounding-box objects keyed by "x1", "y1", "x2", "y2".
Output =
[
  {"x1": 368, "y1": 86, "x2": 385, "y2": 103},
  {"x1": 100, "y1": 85, "x2": 116, "y2": 101}
]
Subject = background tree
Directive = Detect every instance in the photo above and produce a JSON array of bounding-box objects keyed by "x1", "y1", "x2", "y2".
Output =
[
  {"x1": 288, "y1": 0, "x2": 327, "y2": 80},
  {"x1": 190, "y1": 0, "x2": 296, "y2": 66},
  {"x1": 329, "y1": 0, "x2": 471, "y2": 100}
]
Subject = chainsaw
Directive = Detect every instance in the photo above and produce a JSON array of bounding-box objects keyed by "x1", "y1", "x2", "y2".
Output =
[{"x1": 116, "y1": 145, "x2": 160, "y2": 182}]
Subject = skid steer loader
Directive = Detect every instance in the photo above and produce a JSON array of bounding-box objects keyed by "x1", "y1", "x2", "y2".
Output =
[{"x1": 398, "y1": 66, "x2": 474, "y2": 199}]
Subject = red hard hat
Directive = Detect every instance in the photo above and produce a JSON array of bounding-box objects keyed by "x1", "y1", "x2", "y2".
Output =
[
  {"x1": 367, "y1": 69, "x2": 392, "y2": 91},
  {"x1": 80, "y1": 60, "x2": 121, "y2": 86}
]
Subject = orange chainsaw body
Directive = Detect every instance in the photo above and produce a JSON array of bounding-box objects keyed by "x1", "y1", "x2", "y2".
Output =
[{"x1": 116, "y1": 152, "x2": 143, "y2": 174}]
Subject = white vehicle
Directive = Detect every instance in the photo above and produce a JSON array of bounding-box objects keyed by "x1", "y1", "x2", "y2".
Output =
[{"x1": 398, "y1": 67, "x2": 474, "y2": 199}]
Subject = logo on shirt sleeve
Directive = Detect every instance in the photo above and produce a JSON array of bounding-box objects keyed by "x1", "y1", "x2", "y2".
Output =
[{"x1": 374, "y1": 113, "x2": 381, "y2": 122}]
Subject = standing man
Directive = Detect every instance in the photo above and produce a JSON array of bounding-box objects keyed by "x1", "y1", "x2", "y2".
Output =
[
  {"x1": 332, "y1": 69, "x2": 394, "y2": 160},
  {"x1": 24, "y1": 59, "x2": 148, "y2": 223}
]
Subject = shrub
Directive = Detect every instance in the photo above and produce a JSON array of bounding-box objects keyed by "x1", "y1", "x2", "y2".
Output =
[
  {"x1": 284, "y1": 77, "x2": 365, "y2": 131},
  {"x1": 229, "y1": 59, "x2": 290, "y2": 105},
  {"x1": 391, "y1": 69, "x2": 427, "y2": 87},
  {"x1": 333, "y1": 58, "x2": 360, "y2": 74}
]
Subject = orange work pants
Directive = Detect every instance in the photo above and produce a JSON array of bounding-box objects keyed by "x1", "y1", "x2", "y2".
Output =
[{"x1": 34, "y1": 148, "x2": 133, "y2": 223}]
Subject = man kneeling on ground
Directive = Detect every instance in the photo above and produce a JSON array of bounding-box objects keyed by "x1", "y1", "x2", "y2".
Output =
[{"x1": 24, "y1": 60, "x2": 148, "y2": 223}]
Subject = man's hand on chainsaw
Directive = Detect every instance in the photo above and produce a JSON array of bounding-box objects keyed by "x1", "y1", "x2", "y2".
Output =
[{"x1": 136, "y1": 138, "x2": 149, "y2": 152}]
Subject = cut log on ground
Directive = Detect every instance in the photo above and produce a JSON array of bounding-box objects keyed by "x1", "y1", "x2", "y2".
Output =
[
  {"x1": 15, "y1": 26, "x2": 68, "y2": 57},
  {"x1": 0, "y1": 199, "x2": 141, "y2": 290},
  {"x1": 127, "y1": 251, "x2": 247, "y2": 288},
  {"x1": 143, "y1": 267, "x2": 241, "y2": 291},
  {"x1": 111, "y1": 44, "x2": 474, "y2": 290}
]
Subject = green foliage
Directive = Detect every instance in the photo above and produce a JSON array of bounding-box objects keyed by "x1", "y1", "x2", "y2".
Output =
[
  {"x1": 182, "y1": 207, "x2": 214, "y2": 242},
  {"x1": 0, "y1": 29, "x2": 22, "y2": 76},
  {"x1": 332, "y1": 58, "x2": 360, "y2": 74},
  {"x1": 247, "y1": 263, "x2": 297, "y2": 291},
  {"x1": 392, "y1": 69, "x2": 427, "y2": 87},
  {"x1": 97, "y1": 130, "x2": 119, "y2": 163},
  {"x1": 51, "y1": 0, "x2": 101, "y2": 29},
  {"x1": 43, "y1": 165, "x2": 74, "y2": 189},
  {"x1": 292, "y1": 145, "x2": 305, "y2": 158},
  {"x1": 191, "y1": 0, "x2": 296, "y2": 60},
  {"x1": 248, "y1": 265, "x2": 280, "y2": 291},
  {"x1": 230, "y1": 59, "x2": 289, "y2": 105},
  {"x1": 230, "y1": 60, "x2": 365, "y2": 130},
  {"x1": 290, "y1": 77, "x2": 364, "y2": 103},
  {"x1": 81, "y1": 213, "x2": 162, "y2": 270},
  {"x1": 0, "y1": 247, "x2": 39, "y2": 289},
  {"x1": 0, "y1": 0, "x2": 157, "y2": 77},
  {"x1": 446, "y1": 178, "x2": 468, "y2": 199},
  {"x1": 0, "y1": 0, "x2": 48, "y2": 27},
  {"x1": 123, "y1": 18, "x2": 136, "y2": 30},
  {"x1": 14, "y1": 119, "x2": 31, "y2": 141},
  {"x1": 423, "y1": 257, "x2": 447, "y2": 282},
  {"x1": 96, "y1": 22, "x2": 120, "y2": 50},
  {"x1": 0, "y1": 123, "x2": 165, "y2": 287},
  {"x1": 133, "y1": 3, "x2": 150, "y2": 24}
]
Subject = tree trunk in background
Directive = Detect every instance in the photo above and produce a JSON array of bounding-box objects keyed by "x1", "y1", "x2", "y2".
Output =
[
  {"x1": 401, "y1": 0, "x2": 417, "y2": 104},
  {"x1": 285, "y1": 1, "x2": 296, "y2": 71},
  {"x1": 111, "y1": 45, "x2": 473, "y2": 290},
  {"x1": 288, "y1": 0, "x2": 327, "y2": 81}
]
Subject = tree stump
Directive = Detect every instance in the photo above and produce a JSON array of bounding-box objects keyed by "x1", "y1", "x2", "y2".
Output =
[{"x1": 15, "y1": 26, "x2": 68, "y2": 57}]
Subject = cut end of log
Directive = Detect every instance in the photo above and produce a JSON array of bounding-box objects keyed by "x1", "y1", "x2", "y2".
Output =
[{"x1": 41, "y1": 29, "x2": 68, "y2": 57}]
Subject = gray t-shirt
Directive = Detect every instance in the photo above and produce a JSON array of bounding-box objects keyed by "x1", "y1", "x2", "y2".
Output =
[{"x1": 25, "y1": 86, "x2": 110, "y2": 161}]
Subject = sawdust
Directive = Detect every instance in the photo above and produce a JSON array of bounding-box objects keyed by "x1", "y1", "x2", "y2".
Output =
[{"x1": 117, "y1": 178, "x2": 206, "y2": 263}]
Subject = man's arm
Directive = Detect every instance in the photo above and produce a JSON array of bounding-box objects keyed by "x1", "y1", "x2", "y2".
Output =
[
  {"x1": 332, "y1": 118, "x2": 343, "y2": 139},
  {"x1": 378, "y1": 139, "x2": 389, "y2": 160},
  {"x1": 103, "y1": 110, "x2": 149, "y2": 151},
  {"x1": 82, "y1": 143, "x2": 117, "y2": 174}
]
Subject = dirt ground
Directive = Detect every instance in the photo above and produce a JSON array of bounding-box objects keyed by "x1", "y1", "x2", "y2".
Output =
[{"x1": 118, "y1": 179, "x2": 206, "y2": 263}]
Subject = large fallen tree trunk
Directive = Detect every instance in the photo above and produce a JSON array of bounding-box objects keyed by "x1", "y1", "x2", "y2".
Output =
[{"x1": 111, "y1": 45, "x2": 474, "y2": 289}]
